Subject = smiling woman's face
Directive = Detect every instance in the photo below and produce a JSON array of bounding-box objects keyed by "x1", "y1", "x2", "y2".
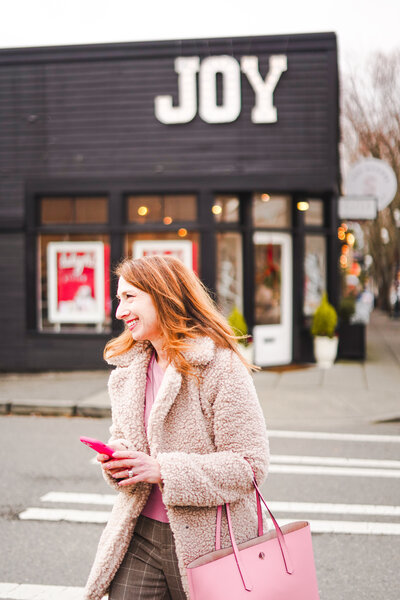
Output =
[{"x1": 115, "y1": 277, "x2": 162, "y2": 343}]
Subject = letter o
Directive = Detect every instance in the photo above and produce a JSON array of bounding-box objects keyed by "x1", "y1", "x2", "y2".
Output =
[{"x1": 199, "y1": 56, "x2": 241, "y2": 124}]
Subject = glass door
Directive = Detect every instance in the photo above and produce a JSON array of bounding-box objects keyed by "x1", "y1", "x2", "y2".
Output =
[{"x1": 253, "y1": 232, "x2": 293, "y2": 366}]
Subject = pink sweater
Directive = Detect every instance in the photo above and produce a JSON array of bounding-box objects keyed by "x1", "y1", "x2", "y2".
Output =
[{"x1": 141, "y1": 352, "x2": 169, "y2": 522}]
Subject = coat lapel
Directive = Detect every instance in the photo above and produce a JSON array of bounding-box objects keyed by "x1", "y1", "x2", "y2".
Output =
[
  {"x1": 108, "y1": 336, "x2": 216, "y2": 455},
  {"x1": 147, "y1": 363, "x2": 182, "y2": 456},
  {"x1": 108, "y1": 342, "x2": 152, "y2": 453}
]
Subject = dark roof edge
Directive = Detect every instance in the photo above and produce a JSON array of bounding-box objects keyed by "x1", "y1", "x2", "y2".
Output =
[{"x1": 0, "y1": 32, "x2": 337, "y2": 65}]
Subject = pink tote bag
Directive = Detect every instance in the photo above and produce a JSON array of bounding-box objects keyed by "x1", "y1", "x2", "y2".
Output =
[{"x1": 186, "y1": 479, "x2": 320, "y2": 600}]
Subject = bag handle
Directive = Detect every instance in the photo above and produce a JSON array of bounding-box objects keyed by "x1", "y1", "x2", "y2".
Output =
[{"x1": 215, "y1": 478, "x2": 293, "y2": 590}]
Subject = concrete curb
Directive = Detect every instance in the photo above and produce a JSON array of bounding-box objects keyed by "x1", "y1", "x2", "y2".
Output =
[{"x1": 1, "y1": 399, "x2": 111, "y2": 418}]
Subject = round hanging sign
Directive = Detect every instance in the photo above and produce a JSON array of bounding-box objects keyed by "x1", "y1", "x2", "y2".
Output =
[{"x1": 346, "y1": 158, "x2": 397, "y2": 211}]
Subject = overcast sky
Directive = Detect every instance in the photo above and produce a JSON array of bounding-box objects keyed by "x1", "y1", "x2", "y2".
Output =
[{"x1": 0, "y1": 0, "x2": 399, "y2": 71}]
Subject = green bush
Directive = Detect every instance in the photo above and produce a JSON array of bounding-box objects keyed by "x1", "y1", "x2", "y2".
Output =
[
  {"x1": 338, "y1": 296, "x2": 356, "y2": 324},
  {"x1": 311, "y1": 293, "x2": 338, "y2": 338},
  {"x1": 228, "y1": 306, "x2": 249, "y2": 346}
]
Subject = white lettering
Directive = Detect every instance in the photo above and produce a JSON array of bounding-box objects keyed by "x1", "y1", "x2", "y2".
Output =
[
  {"x1": 59, "y1": 252, "x2": 96, "y2": 277},
  {"x1": 154, "y1": 54, "x2": 288, "y2": 125},
  {"x1": 241, "y1": 55, "x2": 287, "y2": 123},
  {"x1": 199, "y1": 55, "x2": 241, "y2": 124},
  {"x1": 154, "y1": 57, "x2": 200, "y2": 124}
]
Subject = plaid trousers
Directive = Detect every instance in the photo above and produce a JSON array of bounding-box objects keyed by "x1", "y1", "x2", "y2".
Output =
[{"x1": 108, "y1": 515, "x2": 187, "y2": 600}]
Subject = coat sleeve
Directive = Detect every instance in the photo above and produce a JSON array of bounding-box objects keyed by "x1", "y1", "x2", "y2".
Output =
[
  {"x1": 100, "y1": 424, "x2": 136, "y2": 492},
  {"x1": 157, "y1": 351, "x2": 269, "y2": 507}
]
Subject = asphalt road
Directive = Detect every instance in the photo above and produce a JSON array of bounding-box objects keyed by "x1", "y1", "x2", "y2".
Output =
[{"x1": 1, "y1": 415, "x2": 399, "y2": 599}]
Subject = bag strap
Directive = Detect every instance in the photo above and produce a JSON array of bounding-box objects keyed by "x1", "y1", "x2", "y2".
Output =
[{"x1": 215, "y1": 477, "x2": 293, "y2": 591}]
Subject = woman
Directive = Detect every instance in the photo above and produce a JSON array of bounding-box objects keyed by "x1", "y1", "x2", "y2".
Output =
[{"x1": 84, "y1": 255, "x2": 269, "y2": 600}]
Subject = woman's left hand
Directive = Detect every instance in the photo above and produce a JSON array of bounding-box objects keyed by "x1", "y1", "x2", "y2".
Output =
[{"x1": 103, "y1": 450, "x2": 162, "y2": 486}]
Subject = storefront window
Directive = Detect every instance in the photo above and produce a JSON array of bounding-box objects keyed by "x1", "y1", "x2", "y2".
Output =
[
  {"x1": 253, "y1": 194, "x2": 291, "y2": 228},
  {"x1": 216, "y1": 233, "x2": 243, "y2": 317},
  {"x1": 212, "y1": 195, "x2": 239, "y2": 223},
  {"x1": 304, "y1": 235, "x2": 326, "y2": 316},
  {"x1": 40, "y1": 197, "x2": 108, "y2": 224},
  {"x1": 127, "y1": 194, "x2": 197, "y2": 224},
  {"x1": 125, "y1": 231, "x2": 201, "y2": 274},
  {"x1": 254, "y1": 241, "x2": 282, "y2": 325},
  {"x1": 304, "y1": 199, "x2": 324, "y2": 226},
  {"x1": 38, "y1": 234, "x2": 111, "y2": 332}
]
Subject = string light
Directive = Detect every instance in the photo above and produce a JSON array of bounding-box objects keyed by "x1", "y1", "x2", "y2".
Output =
[
  {"x1": 138, "y1": 206, "x2": 148, "y2": 216},
  {"x1": 212, "y1": 205, "x2": 222, "y2": 215},
  {"x1": 178, "y1": 228, "x2": 187, "y2": 237}
]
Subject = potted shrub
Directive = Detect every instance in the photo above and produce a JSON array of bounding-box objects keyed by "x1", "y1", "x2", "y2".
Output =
[
  {"x1": 228, "y1": 306, "x2": 253, "y2": 362},
  {"x1": 311, "y1": 293, "x2": 338, "y2": 368}
]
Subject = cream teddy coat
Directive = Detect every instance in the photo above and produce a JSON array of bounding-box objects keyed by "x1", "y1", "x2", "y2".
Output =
[{"x1": 84, "y1": 336, "x2": 269, "y2": 600}]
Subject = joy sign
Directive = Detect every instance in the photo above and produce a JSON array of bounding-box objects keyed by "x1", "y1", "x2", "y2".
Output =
[{"x1": 154, "y1": 54, "x2": 288, "y2": 125}]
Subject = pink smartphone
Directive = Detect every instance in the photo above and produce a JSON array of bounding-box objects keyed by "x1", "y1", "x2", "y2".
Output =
[{"x1": 80, "y1": 436, "x2": 115, "y2": 457}]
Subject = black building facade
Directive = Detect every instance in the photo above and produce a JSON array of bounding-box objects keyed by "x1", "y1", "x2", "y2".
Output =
[{"x1": 0, "y1": 32, "x2": 340, "y2": 371}]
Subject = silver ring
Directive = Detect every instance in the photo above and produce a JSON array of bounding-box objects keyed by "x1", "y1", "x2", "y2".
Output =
[{"x1": 128, "y1": 468, "x2": 134, "y2": 478}]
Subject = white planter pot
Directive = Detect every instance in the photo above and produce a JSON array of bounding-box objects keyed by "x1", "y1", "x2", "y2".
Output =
[
  {"x1": 313, "y1": 336, "x2": 338, "y2": 369},
  {"x1": 237, "y1": 344, "x2": 253, "y2": 363}
]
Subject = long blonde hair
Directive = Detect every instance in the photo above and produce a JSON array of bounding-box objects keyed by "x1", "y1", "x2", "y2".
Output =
[{"x1": 104, "y1": 255, "x2": 255, "y2": 375}]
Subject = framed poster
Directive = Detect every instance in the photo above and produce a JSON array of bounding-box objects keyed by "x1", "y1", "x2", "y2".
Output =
[
  {"x1": 47, "y1": 242, "x2": 105, "y2": 324},
  {"x1": 133, "y1": 240, "x2": 194, "y2": 270}
]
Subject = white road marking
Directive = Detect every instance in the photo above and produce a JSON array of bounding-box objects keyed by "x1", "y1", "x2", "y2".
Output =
[
  {"x1": 268, "y1": 430, "x2": 400, "y2": 443},
  {"x1": 0, "y1": 582, "x2": 106, "y2": 599},
  {"x1": 40, "y1": 492, "x2": 400, "y2": 518},
  {"x1": 271, "y1": 455, "x2": 400, "y2": 469},
  {"x1": 275, "y1": 519, "x2": 400, "y2": 536},
  {"x1": 18, "y1": 508, "x2": 111, "y2": 523},
  {"x1": 41, "y1": 492, "x2": 115, "y2": 505},
  {"x1": 269, "y1": 464, "x2": 400, "y2": 478},
  {"x1": 18, "y1": 507, "x2": 400, "y2": 535},
  {"x1": 267, "y1": 501, "x2": 400, "y2": 517}
]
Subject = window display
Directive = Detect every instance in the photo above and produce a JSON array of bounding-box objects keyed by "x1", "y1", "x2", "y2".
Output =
[
  {"x1": 304, "y1": 235, "x2": 326, "y2": 316},
  {"x1": 216, "y1": 232, "x2": 243, "y2": 316},
  {"x1": 38, "y1": 234, "x2": 111, "y2": 332}
]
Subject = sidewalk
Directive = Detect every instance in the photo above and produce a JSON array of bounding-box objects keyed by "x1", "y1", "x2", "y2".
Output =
[{"x1": 1, "y1": 310, "x2": 399, "y2": 430}]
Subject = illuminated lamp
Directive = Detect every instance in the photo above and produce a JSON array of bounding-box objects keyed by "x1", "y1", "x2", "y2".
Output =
[
  {"x1": 138, "y1": 206, "x2": 148, "y2": 216},
  {"x1": 178, "y1": 228, "x2": 188, "y2": 237},
  {"x1": 297, "y1": 201, "x2": 309, "y2": 211}
]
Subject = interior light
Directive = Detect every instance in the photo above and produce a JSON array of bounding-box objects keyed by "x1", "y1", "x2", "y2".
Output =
[
  {"x1": 342, "y1": 244, "x2": 349, "y2": 254},
  {"x1": 297, "y1": 201, "x2": 309, "y2": 211},
  {"x1": 138, "y1": 206, "x2": 148, "y2": 216},
  {"x1": 163, "y1": 216, "x2": 173, "y2": 225},
  {"x1": 212, "y1": 205, "x2": 222, "y2": 215},
  {"x1": 346, "y1": 233, "x2": 355, "y2": 246},
  {"x1": 338, "y1": 227, "x2": 346, "y2": 241},
  {"x1": 178, "y1": 228, "x2": 187, "y2": 237},
  {"x1": 261, "y1": 194, "x2": 271, "y2": 202},
  {"x1": 340, "y1": 255, "x2": 348, "y2": 268}
]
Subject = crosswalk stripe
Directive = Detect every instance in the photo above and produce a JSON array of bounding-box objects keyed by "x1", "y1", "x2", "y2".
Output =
[
  {"x1": 268, "y1": 430, "x2": 400, "y2": 443},
  {"x1": 40, "y1": 492, "x2": 400, "y2": 517},
  {"x1": 269, "y1": 464, "x2": 400, "y2": 478},
  {"x1": 284, "y1": 519, "x2": 400, "y2": 536},
  {"x1": 19, "y1": 508, "x2": 111, "y2": 523},
  {"x1": 18, "y1": 507, "x2": 400, "y2": 535},
  {"x1": 0, "y1": 583, "x2": 105, "y2": 600},
  {"x1": 271, "y1": 455, "x2": 400, "y2": 469},
  {"x1": 267, "y1": 501, "x2": 400, "y2": 517},
  {"x1": 41, "y1": 492, "x2": 115, "y2": 505}
]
